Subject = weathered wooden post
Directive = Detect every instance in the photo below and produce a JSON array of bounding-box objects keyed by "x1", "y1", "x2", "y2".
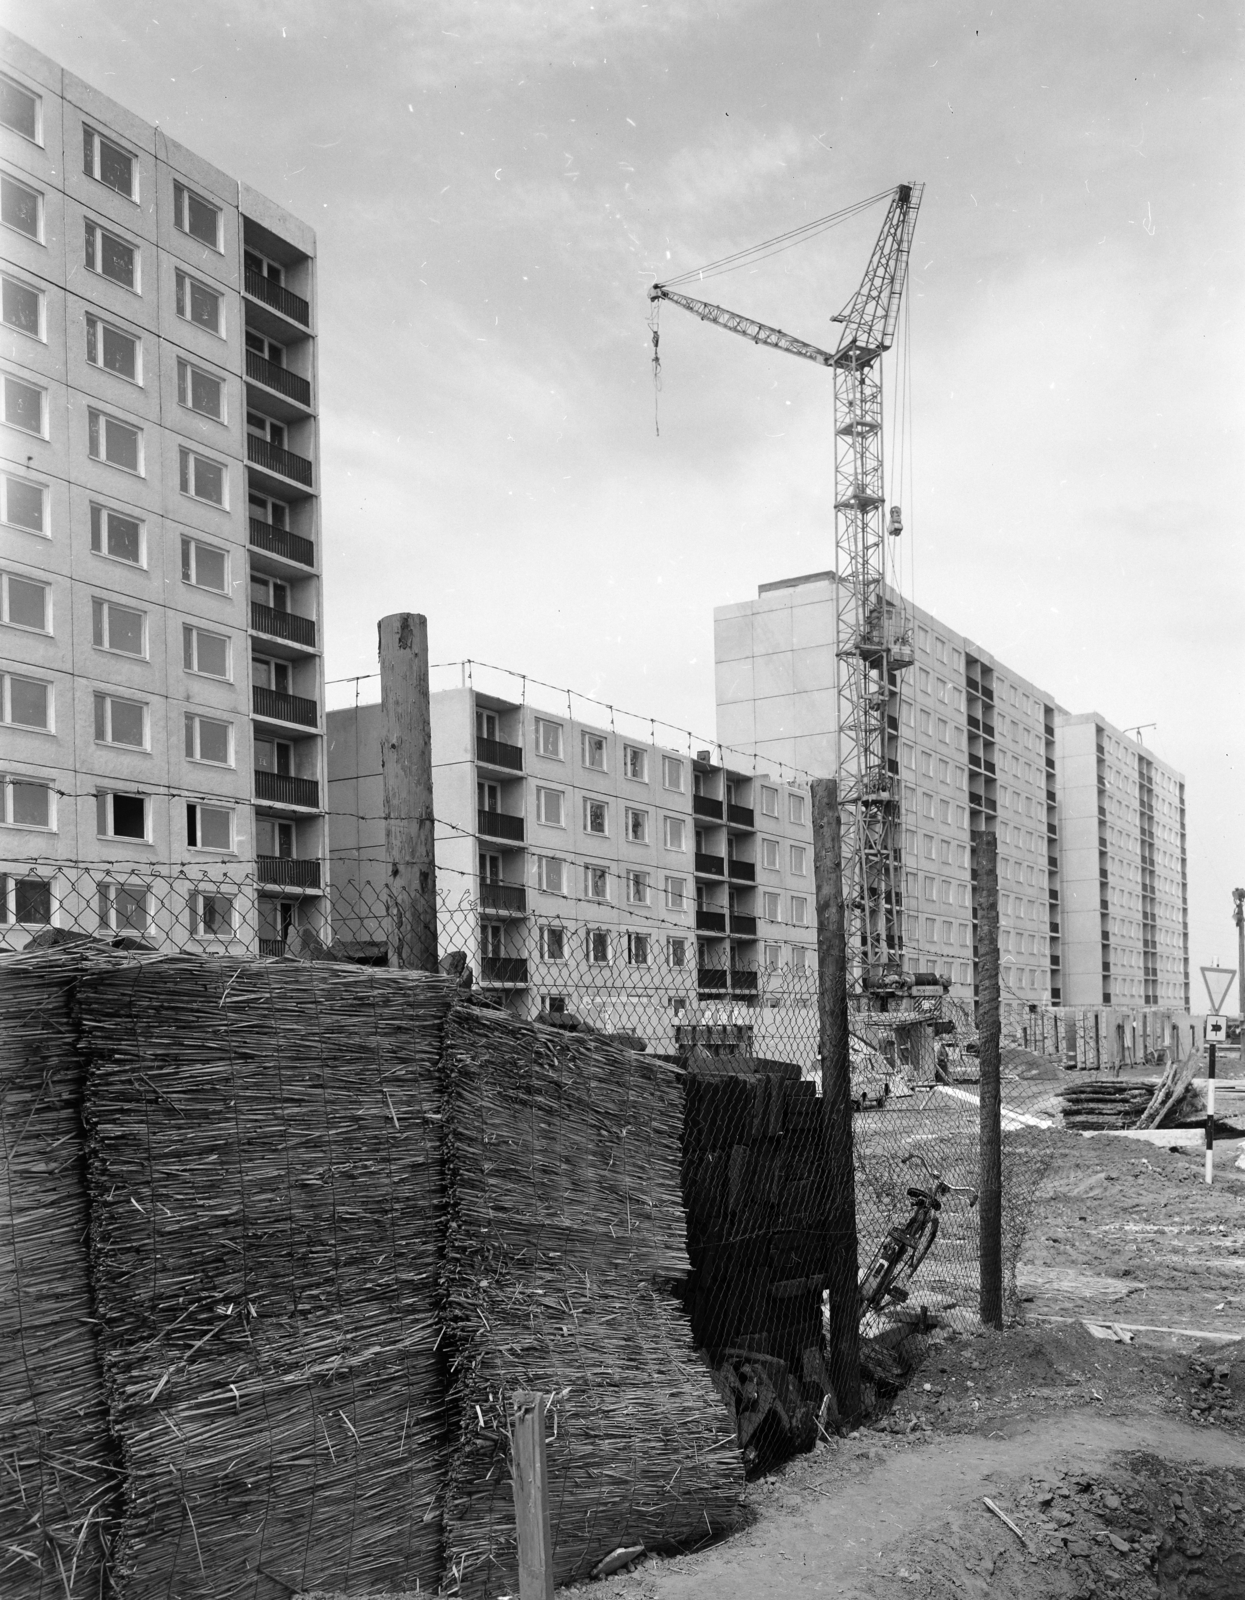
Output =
[
  {"x1": 811, "y1": 778, "x2": 861, "y2": 1419},
  {"x1": 378, "y1": 613, "x2": 437, "y2": 971},
  {"x1": 974, "y1": 829, "x2": 1003, "y2": 1330},
  {"x1": 510, "y1": 1391, "x2": 554, "y2": 1599}
]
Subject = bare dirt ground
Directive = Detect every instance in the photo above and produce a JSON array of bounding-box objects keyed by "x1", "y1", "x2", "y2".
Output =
[{"x1": 570, "y1": 1054, "x2": 1245, "y2": 1600}]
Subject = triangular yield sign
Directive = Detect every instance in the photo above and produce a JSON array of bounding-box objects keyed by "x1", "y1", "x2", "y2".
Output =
[{"x1": 1200, "y1": 966, "x2": 1237, "y2": 1014}]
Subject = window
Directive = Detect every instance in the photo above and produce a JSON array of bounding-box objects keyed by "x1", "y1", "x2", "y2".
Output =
[
  {"x1": 0, "y1": 74, "x2": 40, "y2": 142},
  {"x1": 185, "y1": 713, "x2": 232, "y2": 765},
  {"x1": 934, "y1": 636, "x2": 946, "y2": 663},
  {"x1": 84, "y1": 220, "x2": 136, "y2": 290},
  {"x1": 584, "y1": 864, "x2": 609, "y2": 900},
  {"x1": 919, "y1": 709, "x2": 932, "y2": 736},
  {"x1": 760, "y1": 785, "x2": 778, "y2": 817},
  {"x1": 936, "y1": 718, "x2": 949, "y2": 744},
  {"x1": 664, "y1": 875, "x2": 687, "y2": 911},
  {"x1": 2, "y1": 275, "x2": 42, "y2": 339},
  {"x1": 954, "y1": 765, "x2": 966, "y2": 791},
  {"x1": 537, "y1": 856, "x2": 566, "y2": 895},
  {"x1": 535, "y1": 787, "x2": 564, "y2": 827},
  {"x1": 789, "y1": 844, "x2": 807, "y2": 876},
  {"x1": 251, "y1": 654, "x2": 289, "y2": 694},
  {"x1": 1, "y1": 474, "x2": 45, "y2": 535},
  {"x1": 187, "y1": 802, "x2": 233, "y2": 851},
  {"x1": 88, "y1": 410, "x2": 142, "y2": 473},
  {"x1": 959, "y1": 924, "x2": 971, "y2": 946},
  {"x1": 924, "y1": 916, "x2": 936, "y2": 941},
  {"x1": 625, "y1": 805, "x2": 649, "y2": 844},
  {"x1": 790, "y1": 895, "x2": 808, "y2": 927},
  {"x1": 624, "y1": 744, "x2": 648, "y2": 781},
  {"x1": 761, "y1": 837, "x2": 780, "y2": 871},
  {"x1": 2, "y1": 673, "x2": 50, "y2": 730},
  {"x1": 922, "y1": 792, "x2": 934, "y2": 818},
  {"x1": 0, "y1": 874, "x2": 52, "y2": 926},
  {"x1": 191, "y1": 891, "x2": 234, "y2": 938},
  {"x1": 94, "y1": 692, "x2": 146, "y2": 749},
  {"x1": 902, "y1": 743, "x2": 915, "y2": 771},
  {"x1": 250, "y1": 575, "x2": 288, "y2": 612},
  {"x1": 582, "y1": 731, "x2": 607, "y2": 771},
  {"x1": 923, "y1": 835, "x2": 935, "y2": 860},
  {"x1": 181, "y1": 536, "x2": 228, "y2": 593},
  {"x1": 246, "y1": 330, "x2": 286, "y2": 366},
  {"x1": 90, "y1": 504, "x2": 143, "y2": 565},
  {"x1": 759, "y1": 942, "x2": 778, "y2": 968},
  {"x1": 175, "y1": 270, "x2": 222, "y2": 334},
  {"x1": 3, "y1": 374, "x2": 44, "y2": 435},
  {"x1": 762, "y1": 891, "x2": 780, "y2": 921},
  {"x1": 939, "y1": 799, "x2": 951, "y2": 825},
  {"x1": 539, "y1": 924, "x2": 565, "y2": 960},
  {"x1": 250, "y1": 490, "x2": 288, "y2": 529},
  {"x1": 92, "y1": 598, "x2": 144, "y2": 656},
  {"x1": 626, "y1": 869, "x2": 650, "y2": 905},
  {"x1": 173, "y1": 180, "x2": 221, "y2": 249},
  {"x1": 661, "y1": 754, "x2": 684, "y2": 792},
  {"x1": 256, "y1": 817, "x2": 294, "y2": 859},
  {"x1": 535, "y1": 718, "x2": 563, "y2": 759},
  {"x1": 942, "y1": 919, "x2": 953, "y2": 942},
  {"x1": 85, "y1": 314, "x2": 139, "y2": 381},
  {"x1": 179, "y1": 447, "x2": 226, "y2": 506},
  {"x1": 96, "y1": 791, "x2": 148, "y2": 841},
  {"x1": 583, "y1": 796, "x2": 608, "y2": 835},
  {"x1": 936, "y1": 677, "x2": 948, "y2": 703},
  {"x1": 97, "y1": 881, "x2": 149, "y2": 933},
  {"x1": 2, "y1": 571, "x2": 49, "y2": 631},
  {"x1": 786, "y1": 792, "x2": 806, "y2": 826},
  {"x1": 664, "y1": 936, "x2": 687, "y2": 970},
  {"x1": 182, "y1": 623, "x2": 229, "y2": 678},
  {"x1": 177, "y1": 358, "x2": 224, "y2": 420},
  {"x1": 789, "y1": 946, "x2": 810, "y2": 972},
  {"x1": 1, "y1": 173, "x2": 41, "y2": 240},
  {"x1": 83, "y1": 127, "x2": 136, "y2": 198},
  {"x1": 663, "y1": 815, "x2": 686, "y2": 851},
  {"x1": 2, "y1": 776, "x2": 53, "y2": 830},
  {"x1": 587, "y1": 929, "x2": 611, "y2": 965}
]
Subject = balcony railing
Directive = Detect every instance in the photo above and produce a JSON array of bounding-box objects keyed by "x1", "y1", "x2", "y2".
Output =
[
  {"x1": 255, "y1": 770, "x2": 320, "y2": 808},
  {"x1": 246, "y1": 350, "x2": 312, "y2": 406},
  {"x1": 247, "y1": 434, "x2": 313, "y2": 487},
  {"x1": 730, "y1": 970, "x2": 758, "y2": 993},
  {"x1": 481, "y1": 956, "x2": 528, "y2": 986},
  {"x1": 478, "y1": 809, "x2": 524, "y2": 842},
  {"x1": 251, "y1": 601, "x2": 317, "y2": 648},
  {"x1": 476, "y1": 735, "x2": 523, "y2": 772},
  {"x1": 692, "y1": 794, "x2": 723, "y2": 820},
  {"x1": 257, "y1": 856, "x2": 321, "y2": 889},
  {"x1": 252, "y1": 686, "x2": 318, "y2": 728},
  {"x1": 697, "y1": 968, "x2": 729, "y2": 992},
  {"x1": 695, "y1": 852, "x2": 724, "y2": 877},
  {"x1": 481, "y1": 881, "x2": 526, "y2": 914},
  {"x1": 727, "y1": 858, "x2": 755, "y2": 883},
  {"x1": 729, "y1": 913, "x2": 758, "y2": 938},
  {"x1": 245, "y1": 270, "x2": 310, "y2": 327},
  {"x1": 258, "y1": 938, "x2": 286, "y2": 957},
  {"x1": 695, "y1": 908, "x2": 726, "y2": 934},
  {"x1": 249, "y1": 517, "x2": 315, "y2": 567},
  {"x1": 726, "y1": 804, "x2": 754, "y2": 827}
]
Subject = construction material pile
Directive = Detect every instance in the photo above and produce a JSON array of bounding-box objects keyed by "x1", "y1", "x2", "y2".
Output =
[
  {"x1": 0, "y1": 949, "x2": 120, "y2": 1600},
  {"x1": 439, "y1": 1005, "x2": 743, "y2": 1597},
  {"x1": 1059, "y1": 1080, "x2": 1158, "y2": 1130},
  {"x1": 76, "y1": 958, "x2": 452, "y2": 1600}
]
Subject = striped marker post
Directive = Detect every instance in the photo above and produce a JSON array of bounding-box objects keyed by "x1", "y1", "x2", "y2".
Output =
[{"x1": 1205, "y1": 1041, "x2": 1216, "y2": 1186}]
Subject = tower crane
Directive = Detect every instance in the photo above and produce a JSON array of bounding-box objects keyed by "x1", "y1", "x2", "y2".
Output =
[{"x1": 650, "y1": 182, "x2": 923, "y2": 997}]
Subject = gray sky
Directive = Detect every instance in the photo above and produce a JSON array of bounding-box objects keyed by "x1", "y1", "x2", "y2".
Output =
[{"x1": 13, "y1": 0, "x2": 1242, "y2": 987}]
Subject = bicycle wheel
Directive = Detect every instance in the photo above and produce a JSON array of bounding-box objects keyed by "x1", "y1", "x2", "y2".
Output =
[{"x1": 908, "y1": 1211, "x2": 941, "y2": 1274}]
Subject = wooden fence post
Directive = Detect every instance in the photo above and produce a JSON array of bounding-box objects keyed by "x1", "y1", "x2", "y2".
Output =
[
  {"x1": 811, "y1": 778, "x2": 861, "y2": 1419},
  {"x1": 510, "y1": 1391, "x2": 554, "y2": 1600},
  {"x1": 378, "y1": 613, "x2": 437, "y2": 971},
  {"x1": 974, "y1": 829, "x2": 1003, "y2": 1330}
]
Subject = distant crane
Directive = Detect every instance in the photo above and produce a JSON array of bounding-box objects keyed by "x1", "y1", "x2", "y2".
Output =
[{"x1": 650, "y1": 183, "x2": 924, "y2": 995}]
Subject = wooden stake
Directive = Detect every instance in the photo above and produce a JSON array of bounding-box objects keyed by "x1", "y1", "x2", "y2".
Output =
[
  {"x1": 378, "y1": 613, "x2": 437, "y2": 971},
  {"x1": 812, "y1": 777, "x2": 861, "y2": 1420},
  {"x1": 510, "y1": 1391, "x2": 554, "y2": 1600},
  {"x1": 973, "y1": 828, "x2": 1003, "y2": 1330}
]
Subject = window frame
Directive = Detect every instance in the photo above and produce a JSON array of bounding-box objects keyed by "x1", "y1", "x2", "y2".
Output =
[
  {"x1": 536, "y1": 855, "x2": 567, "y2": 895},
  {"x1": 0, "y1": 473, "x2": 47, "y2": 537},
  {"x1": 93, "y1": 690, "x2": 148, "y2": 751},
  {"x1": 582, "y1": 795, "x2": 609, "y2": 836},
  {"x1": 760, "y1": 836, "x2": 780, "y2": 872},
  {"x1": 97, "y1": 879, "x2": 151, "y2": 934},
  {"x1": 83, "y1": 126, "x2": 137, "y2": 201},
  {"x1": 534, "y1": 717, "x2": 564, "y2": 761},
  {"x1": 787, "y1": 791, "x2": 806, "y2": 826},
  {"x1": 623, "y1": 743, "x2": 648, "y2": 782},
  {"x1": 186, "y1": 800, "x2": 235, "y2": 853},
  {"x1": 0, "y1": 74, "x2": 42, "y2": 145},
  {"x1": 626, "y1": 868, "x2": 650, "y2": 906},
  {"x1": 661, "y1": 754, "x2": 684, "y2": 793},
  {"x1": 190, "y1": 889, "x2": 236, "y2": 940},
  {"x1": 0, "y1": 872, "x2": 54, "y2": 928},
  {"x1": 581, "y1": 730, "x2": 608, "y2": 772},
  {"x1": 535, "y1": 786, "x2": 565, "y2": 828},
  {"x1": 89, "y1": 503, "x2": 145, "y2": 568},
  {"x1": 176, "y1": 356, "x2": 226, "y2": 422},
  {"x1": 184, "y1": 711, "x2": 233, "y2": 767},
  {"x1": 585, "y1": 927, "x2": 611, "y2": 965},
  {"x1": 91, "y1": 596, "x2": 146, "y2": 658},
  {"x1": 1, "y1": 272, "x2": 45, "y2": 342},
  {"x1": 2, "y1": 775, "x2": 55, "y2": 831},
  {"x1": 172, "y1": 179, "x2": 223, "y2": 251},
  {"x1": 624, "y1": 805, "x2": 649, "y2": 844},
  {"x1": 2, "y1": 570, "x2": 51, "y2": 633},
  {"x1": 174, "y1": 268, "x2": 224, "y2": 336},
  {"x1": 664, "y1": 874, "x2": 687, "y2": 912},
  {"x1": 3, "y1": 371, "x2": 47, "y2": 437},
  {"x1": 1, "y1": 171, "x2": 44, "y2": 242},
  {"x1": 760, "y1": 785, "x2": 779, "y2": 818},
  {"x1": 85, "y1": 312, "x2": 142, "y2": 385},
  {"x1": 1, "y1": 671, "x2": 52, "y2": 733},
  {"x1": 84, "y1": 217, "x2": 139, "y2": 292},
  {"x1": 95, "y1": 789, "x2": 149, "y2": 843},
  {"x1": 178, "y1": 445, "x2": 228, "y2": 508},
  {"x1": 790, "y1": 895, "x2": 809, "y2": 928},
  {"x1": 87, "y1": 407, "x2": 144, "y2": 475},
  {"x1": 180, "y1": 534, "x2": 229, "y2": 594},
  {"x1": 583, "y1": 863, "x2": 610, "y2": 902},
  {"x1": 182, "y1": 622, "x2": 232, "y2": 680},
  {"x1": 662, "y1": 814, "x2": 686, "y2": 852},
  {"x1": 538, "y1": 923, "x2": 566, "y2": 961}
]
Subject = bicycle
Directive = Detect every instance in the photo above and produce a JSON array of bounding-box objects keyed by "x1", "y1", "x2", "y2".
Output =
[{"x1": 858, "y1": 1152, "x2": 977, "y2": 1318}]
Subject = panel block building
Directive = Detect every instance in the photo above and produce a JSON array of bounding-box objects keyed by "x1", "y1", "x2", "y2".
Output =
[{"x1": 0, "y1": 31, "x2": 326, "y2": 950}]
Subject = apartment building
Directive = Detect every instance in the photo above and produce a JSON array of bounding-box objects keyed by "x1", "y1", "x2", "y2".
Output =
[
  {"x1": 0, "y1": 33, "x2": 326, "y2": 950},
  {"x1": 1056, "y1": 714, "x2": 1189, "y2": 1009},
  {"x1": 715, "y1": 573, "x2": 1187, "y2": 1010},
  {"x1": 326, "y1": 687, "x2": 818, "y2": 1049}
]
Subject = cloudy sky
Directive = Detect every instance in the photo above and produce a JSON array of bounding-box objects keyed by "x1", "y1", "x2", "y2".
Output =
[{"x1": 13, "y1": 0, "x2": 1242, "y2": 981}]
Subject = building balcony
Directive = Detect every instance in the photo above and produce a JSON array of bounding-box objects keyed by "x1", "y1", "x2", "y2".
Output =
[
  {"x1": 250, "y1": 517, "x2": 315, "y2": 567},
  {"x1": 481, "y1": 956, "x2": 528, "y2": 986},
  {"x1": 695, "y1": 852, "x2": 725, "y2": 877},
  {"x1": 697, "y1": 968, "x2": 729, "y2": 992},
  {"x1": 476, "y1": 735, "x2": 523, "y2": 772},
  {"x1": 251, "y1": 601, "x2": 317, "y2": 649},
  {"x1": 257, "y1": 855, "x2": 321, "y2": 889},
  {"x1": 730, "y1": 969, "x2": 759, "y2": 994},
  {"x1": 246, "y1": 350, "x2": 312, "y2": 407},
  {"x1": 478, "y1": 809, "x2": 524, "y2": 843},
  {"x1": 245, "y1": 270, "x2": 310, "y2": 327},
  {"x1": 252, "y1": 686, "x2": 318, "y2": 728},
  {"x1": 695, "y1": 908, "x2": 727, "y2": 934},
  {"x1": 255, "y1": 770, "x2": 320, "y2": 809},
  {"x1": 481, "y1": 881, "x2": 526, "y2": 914},
  {"x1": 247, "y1": 434, "x2": 314, "y2": 487},
  {"x1": 693, "y1": 794, "x2": 723, "y2": 821},
  {"x1": 726, "y1": 803, "x2": 754, "y2": 828},
  {"x1": 729, "y1": 912, "x2": 758, "y2": 938},
  {"x1": 727, "y1": 858, "x2": 755, "y2": 883}
]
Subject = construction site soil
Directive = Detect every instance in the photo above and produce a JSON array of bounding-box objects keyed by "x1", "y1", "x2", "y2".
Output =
[{"x1": 572, "y1": 1093, "x2": 1245, "y2": 1600}]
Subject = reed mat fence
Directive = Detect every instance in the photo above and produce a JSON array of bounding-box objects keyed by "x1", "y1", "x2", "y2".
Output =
[
  {"x1": 439, "y1": 1004, "x2": 743, "y2": 1598},
  {"x1": 75, "y1": 958, "x2": 453, "y2": 1600},
  {"x1": 0, "y1": 949, "x2": 121, "y2": 1600}
]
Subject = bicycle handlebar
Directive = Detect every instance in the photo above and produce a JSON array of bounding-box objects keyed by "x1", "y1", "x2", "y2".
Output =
[{"x1": 901, "y1": 1151, "x2": 976, "y2": 1197}]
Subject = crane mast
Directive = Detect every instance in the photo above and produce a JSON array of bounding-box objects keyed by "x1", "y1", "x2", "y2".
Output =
[{"x1": 650, "y1": 182, "x2": 923, "y2": 997}]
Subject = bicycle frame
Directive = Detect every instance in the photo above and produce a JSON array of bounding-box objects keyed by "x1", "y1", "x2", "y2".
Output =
[{"x1": 859, "y1": 1153, "x2": 976, "y2": 1317}]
